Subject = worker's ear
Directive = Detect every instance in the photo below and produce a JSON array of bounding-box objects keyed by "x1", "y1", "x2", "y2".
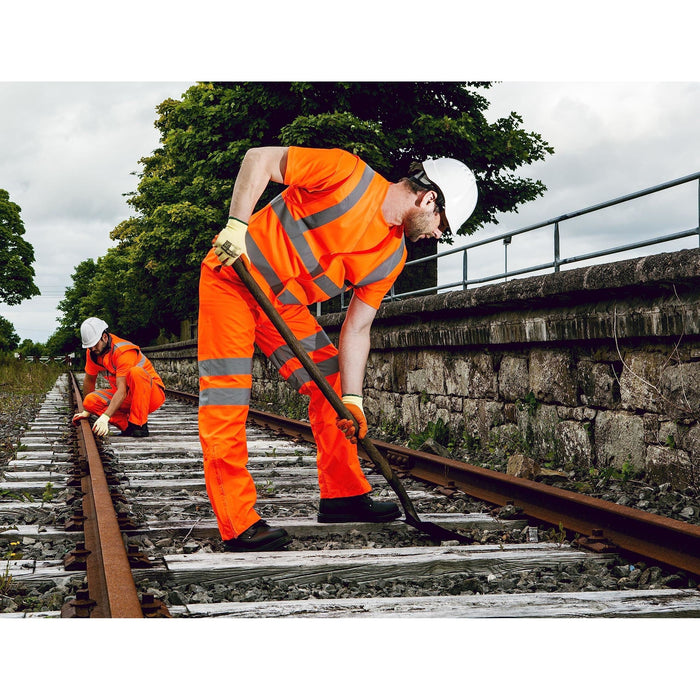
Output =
[{"x1": 416, "y1": 189, "x2": 438, "y2": 210}]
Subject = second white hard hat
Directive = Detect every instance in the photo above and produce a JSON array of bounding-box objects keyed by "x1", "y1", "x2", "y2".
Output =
[
  {"x1": 421, "y1": 157, "x2": 478, "y2": 235},
  {"x1": 80, "y1": 317, "x2": 108, "y2": 348}
]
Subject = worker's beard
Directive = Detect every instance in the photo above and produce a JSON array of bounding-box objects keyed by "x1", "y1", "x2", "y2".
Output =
[
  {"x1": 89, "y1": 336, "x2": 111, "y2": 362},
  {"x1": 404, "y1": 209, "x2": 439, "y2": 242},
  {"x1": 89, "y1": 347, "x2": 107, "y2": 362}
]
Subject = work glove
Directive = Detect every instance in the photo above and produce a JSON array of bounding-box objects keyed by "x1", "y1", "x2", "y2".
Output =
[
  {"x1": 72, "y1": 410, "x2": 90, "y2": 424},
  {"x1": 213, "y1": 217, "x2": 249, "y2": 266},
  {"x1": 335, "y1": 394, "x2": 368, "y2": 443},
  {"x1": 92, "y1": 414, "x2": 111, "y2": 437}
]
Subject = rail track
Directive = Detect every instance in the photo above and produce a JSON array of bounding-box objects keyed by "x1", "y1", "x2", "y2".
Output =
[{"x1": 1, "y1": 373, "x2": 699, "y2": 618}]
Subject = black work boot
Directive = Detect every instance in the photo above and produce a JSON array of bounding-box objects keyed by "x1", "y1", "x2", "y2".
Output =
[
  {"x1": 119, "y1": 421, "x2": 149, "y2": 438},
  {"x1": 318, "y1": 493, "x2": 401, "y2": 523},
  {"x1": 222, "y1": 520, "x2": 291, "y2": 552}
]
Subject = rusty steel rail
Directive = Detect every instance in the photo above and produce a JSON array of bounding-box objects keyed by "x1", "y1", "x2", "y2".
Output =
[
  {"x1": 66, "y1": 373, "x2": 144, "y2": 618},
  {"x1": 379, "y1": 443, "x2": 700, "y2": 578},
  {"x1": 166, "y1": 389, "x2": 700, "y2": 577}
]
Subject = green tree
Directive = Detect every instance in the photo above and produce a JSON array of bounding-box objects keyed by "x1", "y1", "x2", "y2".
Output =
[
  {"x1": 66, "y1": 82, "x2": 554, "y2": 342},
  {"x1": 47, "y1": 258, "x2": 97, "y2": 356},
  {"x1": 49, "y1": 246, "x2": 157, "y2": 351},
  {"x1": 0, "y1": 189, "x2": 40, "y2": 305},
  {"x1": 0, "y1": 316, "x2": 20, "y2": 352},
  {"x1": 17, "y1": 338, "x2": 46, "y2": 357},
  {"x1": 44, "y1": 324, "x2": 80, "y2": 357}
]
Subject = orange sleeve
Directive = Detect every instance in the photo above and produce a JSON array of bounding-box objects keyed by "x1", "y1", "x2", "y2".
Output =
[{"x1": 353, "y1": 264, "x2": 405, "y2": 309}]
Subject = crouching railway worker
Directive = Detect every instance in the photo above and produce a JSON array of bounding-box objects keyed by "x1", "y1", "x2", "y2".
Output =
[
  {"x1": 72, "y1": 317, "x2": 166, "y2": 438},
  {"x1": 199, "y1": 145, "x2": 478, "y2": 552}
]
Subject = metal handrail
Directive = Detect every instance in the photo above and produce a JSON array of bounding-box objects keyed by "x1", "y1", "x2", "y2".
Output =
[{"x1": 382, "y1": 170, "x2": 700, "y2": 302}]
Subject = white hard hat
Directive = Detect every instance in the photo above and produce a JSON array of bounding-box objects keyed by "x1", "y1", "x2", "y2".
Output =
[
  {"x1": 420, "y1": 157, "x2": 478, "y2": 235},
  {"x1": 80, "y1": 317, "x2": 108, "y2": 348}
]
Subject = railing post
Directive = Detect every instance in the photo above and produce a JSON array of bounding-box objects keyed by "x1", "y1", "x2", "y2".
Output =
[
  {"x1": 554, "y1": 221, "x2": 561, "y2": 272},
  {"x1": 503, "y1": 236, "x2": 511, "y2": 281},
  {"x1": 697, "y1": 177, "x2": 699, "y2": 247},
  {"x1": 462, "y1": 249, "x2": 468, "y2": 290}
]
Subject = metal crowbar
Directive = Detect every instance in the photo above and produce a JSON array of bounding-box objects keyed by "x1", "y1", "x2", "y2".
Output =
[{"x1": 232, "y1": 256, "x2": 470, "y2": 543}]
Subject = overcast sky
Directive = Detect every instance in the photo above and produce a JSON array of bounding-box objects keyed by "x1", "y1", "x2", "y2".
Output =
[{"x1": 1, "y1": 4, "x2": 698, "y2": 346}]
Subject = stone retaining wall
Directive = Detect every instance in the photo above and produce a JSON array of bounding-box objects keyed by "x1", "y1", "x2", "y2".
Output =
[{"x1": 144, "y1": 248, "x2": 700, "y2": 489}]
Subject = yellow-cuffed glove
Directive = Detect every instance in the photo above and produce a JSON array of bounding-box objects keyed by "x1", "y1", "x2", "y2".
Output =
[
  {"x1": 213, "y1": 217, "x2": 249, "y2": 266},
  {"x1": 92, "y1": 414, "x2": 111, "y2": 437},
  {"x1": 72, "y1": 410, "x2": 90, "y2": 425},
  {"x1": 335, "y1": 394, "x2": 368, "y2": 443}
]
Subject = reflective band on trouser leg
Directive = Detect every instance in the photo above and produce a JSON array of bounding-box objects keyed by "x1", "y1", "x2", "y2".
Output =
[
  {"x1": 255, "y1": 302, "x2": 371, "y2": 500},
  {"x1": 124, "y1": 366, "x2": 165, "y2": 426},
  {"x1": 82, "y1": 388, "x2": 121, "y2": 425},
  {"x1": 198, "y1": 260, "x2": 261, "y2": 541},
  {"x1": 83, "y1": 388, "x2": 130, "y2": 432}
]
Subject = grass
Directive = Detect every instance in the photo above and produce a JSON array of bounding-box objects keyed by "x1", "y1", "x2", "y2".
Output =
[
  {"x1": 0, "y1": 358, "x2": 66, "y2": 468},
  {"x1": 0, "y1": 358, "x2": 65, "y2": 423},
  {"x1": 0, "y1": 358, "x2": 65, "y2": 395},
  {"x1": 0, "y1": 561, "x2": 12, "y2": 596}
]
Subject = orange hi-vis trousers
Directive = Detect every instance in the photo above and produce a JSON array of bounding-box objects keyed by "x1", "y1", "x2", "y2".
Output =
[
  {"x1": 198, "y1": 255, "x2": 372, "y2": 541},
  {"x1": 83, "y1": 366, "x2": 165, "y2": 431}
]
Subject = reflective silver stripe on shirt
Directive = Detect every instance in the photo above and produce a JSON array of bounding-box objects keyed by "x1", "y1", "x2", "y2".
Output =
[
  {"x1": 248, "y1": 163, "x2": 376, "y2": 301},
  {"x1": 199, "y1": 387, "x2": 251, "y2": 407},
  {"x1": 354, "y1": 237, "x2": 407, "y2": 288},
  {"x1": 199, "y1": 357, "x2": 253, "y2": 378},
  {"x1": 246, "y1": 233, "x2": 285, "y2": 296},
  {"x1": 273, "y1": 163, "x2": 375, "y2": 238},
  {"x1": 276, "y1": 288, "x2": 306, "y2": 305},
  {"x1": 103, "y1": 342, "x2": 145, "y2": 377}
]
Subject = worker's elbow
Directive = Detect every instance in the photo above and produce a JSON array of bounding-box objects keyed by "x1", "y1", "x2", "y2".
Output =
[{"x1": 243, "y1": 146, "x2": 288, "y2": 183}]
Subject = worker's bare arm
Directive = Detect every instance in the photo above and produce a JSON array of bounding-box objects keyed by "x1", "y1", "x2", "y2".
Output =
[
  {"x1": 103, "y1": 375, "x2": 127, "y2": 419},
  {"x1": 82, "y1": 373, "x2": 97, "y2": 396},
  {"x1": 338, "y1": 295, "x2": 377, "y2": 396},
  {"x1": 229, "y1": 147, "x2": 289, "y2": 222}
]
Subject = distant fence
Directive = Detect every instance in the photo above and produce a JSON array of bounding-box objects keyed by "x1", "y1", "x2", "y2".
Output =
[{"x1": 14, "y1": 354, "x2": 75, "y2": 365}]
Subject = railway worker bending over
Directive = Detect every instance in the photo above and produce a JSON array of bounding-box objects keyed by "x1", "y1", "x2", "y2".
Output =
[
  {"x1": 199, "y1": 145, "x2": 478, "y2": 552},
  {"x1": 72, "y1": 317, "x2": 166, "y2": 438}
]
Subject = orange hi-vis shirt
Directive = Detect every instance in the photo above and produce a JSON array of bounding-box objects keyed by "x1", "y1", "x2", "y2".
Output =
[
  {"x1": 245, "y1": 146, "x2": 407, "y2": 309},
  {"x1": 84, "y1": 334, "x2": 164, "y2": 391}
]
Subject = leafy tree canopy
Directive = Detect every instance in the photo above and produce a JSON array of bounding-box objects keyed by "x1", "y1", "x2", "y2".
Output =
[
  {"x1": 0, "y1": 316, "x2": 20, "y2": 352},
  {"x1": 55, "y1": 82, "x2": 553, "y2": 345},
  {"x1": 0, "y1": 189, "x2": 40, "y2": 305}
]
